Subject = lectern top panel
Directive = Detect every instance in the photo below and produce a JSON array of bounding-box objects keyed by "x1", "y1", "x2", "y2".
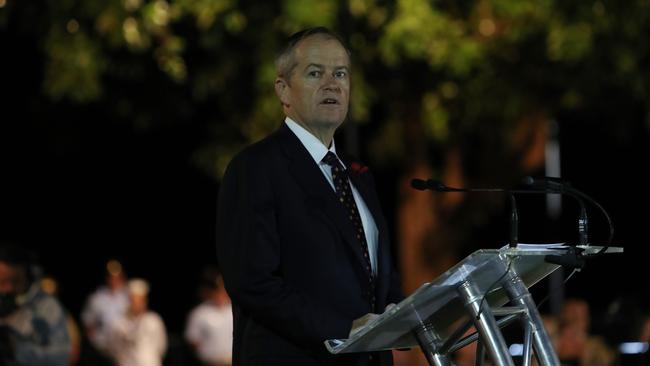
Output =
[{"x1": 326, "y1": 245, "x2": 622, "y2": 354}]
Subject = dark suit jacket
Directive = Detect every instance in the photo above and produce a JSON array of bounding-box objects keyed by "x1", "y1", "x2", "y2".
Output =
[{"x1": 216, "y1": 123, "x2": 403, "y2": 366}]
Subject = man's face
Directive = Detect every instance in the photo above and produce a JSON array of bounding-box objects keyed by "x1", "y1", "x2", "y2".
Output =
[
  {"x1": 106, "y1": 273, "x2": 125, "y2": 291},
  {"x1": 129, "y1": 293, "x2": 148, "y2": 315},
  {"x1": 277, "y1": 35, "x2": 351, "y2": 135}
]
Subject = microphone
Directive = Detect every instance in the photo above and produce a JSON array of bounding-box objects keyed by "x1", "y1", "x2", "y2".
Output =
[
  {"x1": 411, "y1": 179, "x2": 520, "y2": 247},
  {"x1": 544, "y1": 246, "x2": 586, "y2": 270},
  {"x1": 509, "y1": 194, "x2": 518, "y2": 248},
  {"x1": 522, "y1": 177, "x2": 589, "y2": 246},
  {"x1": 410, "y1": 179, "x2": 434, "y2": 191},
  {"x1": 410, "y1": 179, "x2": 503, "y2": 193},
  {"x1": 523, "y1": 176, "x2": 615, "y2": 259}
]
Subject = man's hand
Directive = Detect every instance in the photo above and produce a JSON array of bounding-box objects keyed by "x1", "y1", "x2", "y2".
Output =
[
  {"x1": 349, "y1": 313, "x2": 379, "y2": 337},
  {"x1": 348, "y1": 303, "x2": 398, "y2": 337}
]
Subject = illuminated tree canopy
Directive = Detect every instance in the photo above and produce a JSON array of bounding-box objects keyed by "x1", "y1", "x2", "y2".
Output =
[{"x1": 2, "y1": 0, "x2": 648, "y2": 177}]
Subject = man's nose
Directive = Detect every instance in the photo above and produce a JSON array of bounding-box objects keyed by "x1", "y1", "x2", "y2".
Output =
[{"x1": 322, "y1": 74, "x2": 341, "y2": 91}]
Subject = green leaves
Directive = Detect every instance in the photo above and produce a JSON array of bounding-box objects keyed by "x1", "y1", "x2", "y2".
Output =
[
  {"x1": 5, "y1": 0, "x2": 649, "y2": 177},
  {"x1": 43, "y1": 26, "x2": 106, "y2": 102}
]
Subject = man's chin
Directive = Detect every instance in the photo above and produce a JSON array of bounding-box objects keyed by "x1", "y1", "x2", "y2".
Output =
[
  {"x1": 316, "y1": 118, "x2": 345, "y2": 130},
  {"x1": 317, "y1": 112, "x2": 348, "y2": 127}
]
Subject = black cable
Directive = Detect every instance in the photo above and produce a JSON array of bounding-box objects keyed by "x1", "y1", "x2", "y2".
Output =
[
  {"x1": 535, "y1": 178, "x2": 614, "y2": 252},
  {"x1": 476, "y1": 258, "x2": 514, "y2": 320},
  {"x1": 565, "y1": 187, "x2": 614, "y2": 254}
]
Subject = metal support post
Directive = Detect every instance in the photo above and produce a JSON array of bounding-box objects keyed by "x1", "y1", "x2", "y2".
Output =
[
  {"x1": 502, "y1": 271, "x2": 560, "y2": 366},
  {"x1": 413, "y1": 323, "x2": 453, "y2": 366},
  {"x1": 457, "y1": 281, "x2": 515, "y2": 366}
]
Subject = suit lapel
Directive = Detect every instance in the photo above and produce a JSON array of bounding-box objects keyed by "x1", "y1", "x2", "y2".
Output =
[{"x1": 277, "y1": 124, "x2": 369, "y2": 272}]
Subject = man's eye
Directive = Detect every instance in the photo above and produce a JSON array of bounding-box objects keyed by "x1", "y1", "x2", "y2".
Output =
[
  {"x1": 335, "y1": 71, "x2": 347, "y2": 78},
  {"x1": 308, "y1": 71, "x2": 322, "y2": 77}
]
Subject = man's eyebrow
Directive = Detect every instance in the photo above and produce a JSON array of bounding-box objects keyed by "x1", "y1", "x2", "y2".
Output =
[
  {"x1": 304, "y1": 64, "x2": 350, "y2": 71},
  {"x1": 305, "y1": 63, "x2": 324, "y2": 69}
]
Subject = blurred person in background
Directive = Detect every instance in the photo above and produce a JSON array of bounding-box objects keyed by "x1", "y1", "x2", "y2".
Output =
[
  {"x1": 41, "y1": 275, "x2": 82, "y2": 365},
  {"x1": 81, "y1": 258, "x2": 128, "y2": 361},
  {"x1": 106, "y1": 278, "x2": 167, "y2": 366},
  {"x1": 557, "y1": 298, "x2": 590, "y2": 364},
  {"x1": 579, "y1": 338, "x2": 616, "y2": 366},
  {"x1": 185, "y1": 267, "x2": 233, "y2": 366},
  {"x1": 0, "y1": 242, "x2": 70, "y2": 366},
  {"x1": 557, "y1": 298, "x2": 615, "y2": 366}
]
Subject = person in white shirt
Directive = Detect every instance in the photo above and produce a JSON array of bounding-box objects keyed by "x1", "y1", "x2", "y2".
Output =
[
  {"x1": 81, "y1": 259, "x2": 129, "y2": 355},
  {"x1": 107, "y1": 278, "x2": 167, "y2": 366},
  {"x1": 185, "y1": 269, "x2": 233, "y2": 366}
]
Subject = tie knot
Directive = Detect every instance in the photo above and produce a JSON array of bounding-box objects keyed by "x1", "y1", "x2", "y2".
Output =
[{"x1": 321, "y1": 151, "x2": 340, "y2": 167}]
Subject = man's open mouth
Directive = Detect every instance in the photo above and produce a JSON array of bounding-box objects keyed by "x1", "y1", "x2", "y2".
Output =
[{"x1": 320, "y1": 98, "x2": 339, "y2": 105}]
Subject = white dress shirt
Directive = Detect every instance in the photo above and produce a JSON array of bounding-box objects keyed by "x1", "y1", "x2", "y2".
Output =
[
  {"x1": 107, "y1": 311, "x2": 167, "y2": 366},
  {"x1": 81, "y1": 286, "x2": 129, "y2": 352},
  {"x1": 285, "y1": 117, "x2": 378, "y2": 275}
]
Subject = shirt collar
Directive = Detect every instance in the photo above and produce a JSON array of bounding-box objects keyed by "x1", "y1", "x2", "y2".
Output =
[{"x1": 284, "y1": 117, "x2": 344, "y2": 167}]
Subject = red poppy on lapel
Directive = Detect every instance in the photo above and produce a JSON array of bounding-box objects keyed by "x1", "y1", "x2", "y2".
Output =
[{"x1": 349, "y1": 161, "x2": 369, "y2": 175}]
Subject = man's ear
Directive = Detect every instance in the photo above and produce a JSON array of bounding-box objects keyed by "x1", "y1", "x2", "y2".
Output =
[{"x1": 275, "y1": 77, "x2": 290, "y2": 107}]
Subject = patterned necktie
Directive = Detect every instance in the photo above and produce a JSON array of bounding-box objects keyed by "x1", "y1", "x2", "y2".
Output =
[{"x1": 322, "y1": 151, "x2": 376, "y2": 310}]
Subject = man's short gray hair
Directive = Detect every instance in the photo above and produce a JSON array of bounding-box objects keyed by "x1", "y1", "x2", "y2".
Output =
[{"x1": 275, "y1": 27, "x2": 351, "y2": 80}]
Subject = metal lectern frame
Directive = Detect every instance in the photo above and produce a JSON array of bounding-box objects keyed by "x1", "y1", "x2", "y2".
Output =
[{"x1": 325, "y1": 245, "x2": 622, "y2": 366}]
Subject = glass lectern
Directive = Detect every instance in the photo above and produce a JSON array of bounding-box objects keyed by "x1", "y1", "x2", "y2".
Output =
[{"x1": 326, "y1": 244, "x2": 623, "y2": 366}]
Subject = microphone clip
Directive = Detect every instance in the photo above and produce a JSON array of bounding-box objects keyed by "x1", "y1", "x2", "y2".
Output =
[{"x1": 544, "y1": 246, "x2": 586, "y2": 271}]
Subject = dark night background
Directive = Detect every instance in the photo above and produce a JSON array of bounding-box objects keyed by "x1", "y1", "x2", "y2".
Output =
[
  {"x1": 4, "y1": 65, "x2": 649, "y2": 336},
  {"x1": 2, "y1": 0, "x2": 650, "y2": 364}
]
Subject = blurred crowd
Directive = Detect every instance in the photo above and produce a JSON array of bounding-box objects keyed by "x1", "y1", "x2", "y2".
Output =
[
  {"x1": 0, "y1": 242, "x2": 232, "y2": 366},
  {"x1": 2, "y1": 241, "x2": 649, "y2": 366}
]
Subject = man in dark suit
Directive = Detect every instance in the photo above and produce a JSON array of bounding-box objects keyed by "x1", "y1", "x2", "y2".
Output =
[{"x1": 216, "y1": 27, "x2": 403, "y2": 366}]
